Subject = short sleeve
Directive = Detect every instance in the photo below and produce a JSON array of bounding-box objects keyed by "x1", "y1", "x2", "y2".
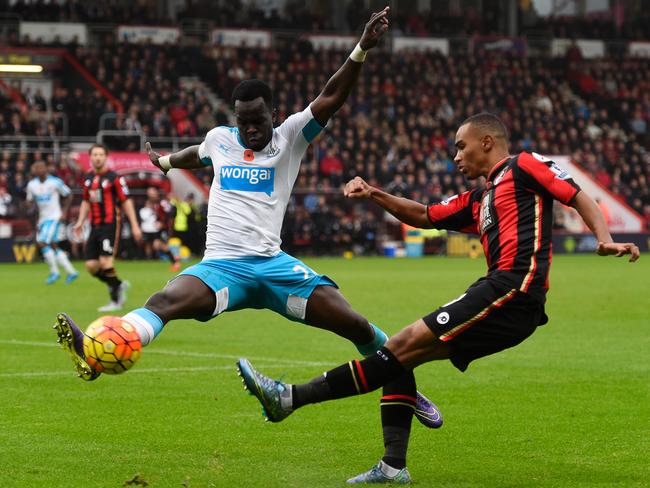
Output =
[
  {"x1": 426, "y1": 190, "x2": 480, "y2": 234},
  {"x1": 56, "y1": 178, "x2": 71, "y2": 197},
  {"x1": 516, "y1": 152, "x2": 581, "y2": 205},
  {"x1": 82, "y1": 179, "x2": 90, "y2": 201},
  {"x1": 26, "y1": 183, "x2": 34, "y2": 201},
  {"x1": 198, "y1": 129, "x2": 217, "y2": 166},
  {"x1": 276, "y1": 104, "x2": 323, "y2": 145},
  {"x1": 115, "y1": 175, "x2": 130, "y2": 202}
]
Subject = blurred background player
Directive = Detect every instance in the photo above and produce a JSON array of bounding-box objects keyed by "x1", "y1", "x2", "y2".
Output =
[
  {"x1": 25, "y1": 160, "x2": 78, "y2": 284},
  {"x1": 73, "y1": 144, "x2": 143, "y2": 312},
  {"x1": 53, "y1": 7, "x2": 442, "y2": 429},
  {"x1": 139, "y1": 186, "x2": 180, "y2": 271}
]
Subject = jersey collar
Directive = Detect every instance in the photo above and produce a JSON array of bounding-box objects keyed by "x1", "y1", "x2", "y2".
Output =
[{"x1": 487, "y1": 156, "x2": 511, "y2": 182}]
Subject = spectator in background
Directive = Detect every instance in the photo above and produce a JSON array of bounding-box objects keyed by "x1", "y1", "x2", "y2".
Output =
[{"x1": 0, "y1": 185, "x2": 12, "y2": 217}]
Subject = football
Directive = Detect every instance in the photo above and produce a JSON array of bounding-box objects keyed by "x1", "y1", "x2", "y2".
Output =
[{"x1": 83, "y1": 316, "x2": 142, "y2": 374}]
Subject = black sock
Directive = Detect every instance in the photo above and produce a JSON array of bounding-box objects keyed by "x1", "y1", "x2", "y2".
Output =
[
  {"x1": 380, "y1": 372, "x2": 416, "y2": 470},
  {"x1": 292, "y1": 347, "x2": 406, "y2": 408},
  {"x1": 164, "y1": 250, "x2": 176, "y2": 262},
  {"x1": 101, "y1": 268, "x2": 122, "y2": 302}
]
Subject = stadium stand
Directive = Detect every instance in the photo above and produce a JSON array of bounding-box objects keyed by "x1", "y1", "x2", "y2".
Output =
[{"x1": 0, "y1": 10, "x2": 648, "y2": 255}]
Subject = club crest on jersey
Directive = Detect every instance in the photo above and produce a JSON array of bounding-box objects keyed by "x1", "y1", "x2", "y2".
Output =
[
  {"x1": 268, "y1": 141, "x2": 280, "y2": 157},
  {"x1": 220, "y1": 166, "x2": 275, "y2": 196}
]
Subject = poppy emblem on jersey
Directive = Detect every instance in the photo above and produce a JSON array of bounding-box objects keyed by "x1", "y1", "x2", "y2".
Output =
[
  {"x1": 220, "y1": 166, "x2": 275, "y2": 196},
  {"x1": 243, "y1": 149, "x2": 254, "y2": 161},
  {"x1": 437, "y1": 312, "x2": 450, "y2": 325}
]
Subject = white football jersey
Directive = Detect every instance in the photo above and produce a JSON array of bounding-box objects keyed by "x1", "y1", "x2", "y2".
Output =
[
  {"x1": 198, "y1": 105, "x2": 322, "y2": 259},
  {"x1": 26, "y1": 176, "x2": 71, "y2": 224}
]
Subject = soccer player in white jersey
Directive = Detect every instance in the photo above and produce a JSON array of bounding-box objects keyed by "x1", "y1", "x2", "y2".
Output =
[
  {"x1": 26, "y1": 161, "x2": 78, "y2": 284},
  {"x1": 53, "y1": 7, "x2": 441, "y2": 428}
]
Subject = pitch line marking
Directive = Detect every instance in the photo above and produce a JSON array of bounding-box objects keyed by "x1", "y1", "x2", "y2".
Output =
[
  {"x1": 0, "y1": 339, "x2": 335, "y2": 367},
  {"x1": 0, "y1": 364, "x2": 310, "y2": 378}
]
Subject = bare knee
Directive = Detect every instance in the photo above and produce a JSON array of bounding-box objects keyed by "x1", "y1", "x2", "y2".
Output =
[
  {"x1": 386, "y1": 319, "x2": 450, "y2": 369},
  {"x1": 85, "y1": 261, "x2": 100, "y2": 275}
]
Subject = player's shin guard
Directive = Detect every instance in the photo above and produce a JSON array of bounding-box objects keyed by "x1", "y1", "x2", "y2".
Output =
[
  {"x1": 123, "y1": 308, "x2": 164, "y2": 346},
  {"x1": 292, "y1": 346, "x2": 406, "y2": 408},
  {"x1": 355, "y1": 323, "x2": 388, "y2": 357},
  {"x1": 42, "y1": 246, "x2": 58, "y2": 274},
  {"x1": 380, "y1": 372, "x2": 416, "y2": 470}
]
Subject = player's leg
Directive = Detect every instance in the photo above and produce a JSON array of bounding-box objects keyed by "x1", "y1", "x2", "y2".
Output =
[
  {"x1": 96, "y1": 254, "x2": 127, "y2": 310},
  {"x1": 52, "y1": 227, "x2": 78, "y2": 283},
  {"x1": 38, "y1": 220, "x2": 60, "y2": 284},
  {"x1": 122, "y1": 275, "x2": 216, "y2": 346},
  {"x1": 256, "y1": 252, "x2": 442, "y2": 429},
  {"x1": 153, "y1": 237, "x2": 179, "y2": 270}
]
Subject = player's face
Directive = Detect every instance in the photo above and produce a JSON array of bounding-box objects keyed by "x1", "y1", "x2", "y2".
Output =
[
  {"x1": 234, "y1": 97, "x2": 273, "y2": 152},
  {"x1": 32, "y1": 162, "x2": 47, "y2": 179},
  {"x1": 453, "y1": 123, "x2": 486, "y2": 179},
  {"x1": 90, "y1": 148, "x2": 108, "y2": 172}
]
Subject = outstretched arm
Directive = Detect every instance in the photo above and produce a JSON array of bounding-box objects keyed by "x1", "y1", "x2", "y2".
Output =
[
  {"x1": 310, "y1": 7, "x2": 389, "y2": 126},
  {"x1": 146, "y1": 142, "x2": 202, "y2": 175},
  {"x1": 572, "y1": 191, "x2": 640, "y2": 262},
  {"x1": 344, "y1": 176, "x2": 432, "y2": 229}
]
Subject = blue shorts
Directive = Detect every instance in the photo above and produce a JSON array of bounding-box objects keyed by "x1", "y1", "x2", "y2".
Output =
[
  {"x1": 179, "y1": 251, "x2": 337, "y2": 323},
  {"x1": 37, "y1": 220, "x2": 62, "y2": 245}
]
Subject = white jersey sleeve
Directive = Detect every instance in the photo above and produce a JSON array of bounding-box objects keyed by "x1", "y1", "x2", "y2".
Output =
[
  {"x1": 26, "y1": 181, "x2": 35, "y2": 202},
  {"x1": 54, "y1": 177, "x2": 71, "y2": 197},
  {"x1": 275, "y1": 104, "x2": 323, "y2": 148},
  {"x1": 198, "y1": 128, "x2": 220, "y2": 167}
]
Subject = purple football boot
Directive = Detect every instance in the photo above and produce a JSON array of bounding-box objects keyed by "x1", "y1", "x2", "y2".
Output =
[
  {"x1": 53, "y1": 312, "x2": 101, "y2": 381},
  {"x1": 414, "y1": 392, "x2": 443, "y2": 429}
]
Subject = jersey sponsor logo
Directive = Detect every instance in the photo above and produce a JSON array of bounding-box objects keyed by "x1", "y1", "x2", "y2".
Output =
[
  {"x1": 89, "y1": 189, "x2": 102, "y2": 203},
  {"x1": 436, "y1": 312, "x2": 450, "y2": 325},
  {"x1": 35, "y1": 194, "x2": 52, "y2": 203},
  {"x1": 479, "y1": 190, "x2": 495, "y2": 234},
  {"x1": 220, "y1": 166, "x2": 275, "y2": 196}
]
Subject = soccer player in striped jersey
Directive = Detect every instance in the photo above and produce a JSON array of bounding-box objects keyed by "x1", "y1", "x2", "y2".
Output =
[
  {"x1": 73, "y1": 144, "x2": 142, "y2": 311},
  {"x1": 26, "y1": 161, "x2": 78, "y2": 284},
  {"x1": 237, "y1": 112, "x2": 640, "y2": 483},
  {"x1": 53, "y1": 7, "x2": 442, "y2": 428}
]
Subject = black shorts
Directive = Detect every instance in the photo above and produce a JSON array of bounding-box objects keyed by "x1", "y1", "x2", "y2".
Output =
[
  {"x1": 85, "y1": 224, "x2": 118, "y2": 260},
  {"x1": 423, "y1": 277, "x2": 548, "y2": 372},
  {"x1": 143, "y1": 231, "x2": 165, "y2": 243}
]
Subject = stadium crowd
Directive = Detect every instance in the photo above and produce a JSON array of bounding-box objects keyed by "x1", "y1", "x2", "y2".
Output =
[
  {"x1": 5, "y1": 0, "x2": 649, "y2": 40},
  {"x1": 1, "y1": 36, "x2": 649, "y2": 254}
]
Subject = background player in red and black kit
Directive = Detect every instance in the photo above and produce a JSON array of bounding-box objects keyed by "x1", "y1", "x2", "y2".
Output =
[
  {"x1": 237, "y1": 113, "x2": 640, "y2": 483},
  {"x1": 74, "y1": 144, "x2": 142, "y2": 312}
]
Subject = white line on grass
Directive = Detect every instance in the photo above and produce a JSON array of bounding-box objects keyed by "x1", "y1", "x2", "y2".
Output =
[
  {"x1": 0, "y1": 339, "x2": 335, "y2": 367},
  {"x1": 0, "y1": 364, "x2": 309, "y2": 378}
]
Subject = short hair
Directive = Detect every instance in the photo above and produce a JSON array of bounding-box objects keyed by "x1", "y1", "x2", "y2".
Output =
[
  {"x1": 88, "y1": 143, "x2": 109, "y2": 155},
  {"x1": 461, "y1": 112, "x2": 508, "y2": 141},
  {"x1": 231, "y1": 79, "x2": 273, "y2": 108}
]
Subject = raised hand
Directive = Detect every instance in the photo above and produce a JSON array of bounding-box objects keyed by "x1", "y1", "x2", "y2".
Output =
[
  {"x1": 145, "y1": 142, "x2": 167, "y2": 174},
  {"x1": 344, "y1": 176, "x2": 373, "y2": 199},
  {"x1": 359, "y1": 6, "x2": 390, "y2": 50},
  {"x1": 597, "y1": 241, "x2": 640, "y2": 262}
]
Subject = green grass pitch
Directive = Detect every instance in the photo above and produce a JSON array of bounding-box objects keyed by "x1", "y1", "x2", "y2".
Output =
[{"x1": 1, "y1": 255, "x2": 648, "y2": 487}]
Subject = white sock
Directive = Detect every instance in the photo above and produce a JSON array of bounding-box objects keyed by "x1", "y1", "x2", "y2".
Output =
[
  {"x1": 43, "y1": 247, "x2": 58, "y2": 274},
  {"x1": 379, "y1": 461, "x2": 402, "y2": 477},
  {"x1": 123, "y1": 308, "x2": 164, "y2": 346},
  {"x1": 55, "y1": 249, "x2": 76, "y2": 275}
]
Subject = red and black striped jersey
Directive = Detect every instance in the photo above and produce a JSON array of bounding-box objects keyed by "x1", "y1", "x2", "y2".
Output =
[
  {"x1": 426, "y1": 151, "x2": 581, "y2": 303},
  {"x1": 82, "y1": 171, "x2": 129, "y2": 226}
]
